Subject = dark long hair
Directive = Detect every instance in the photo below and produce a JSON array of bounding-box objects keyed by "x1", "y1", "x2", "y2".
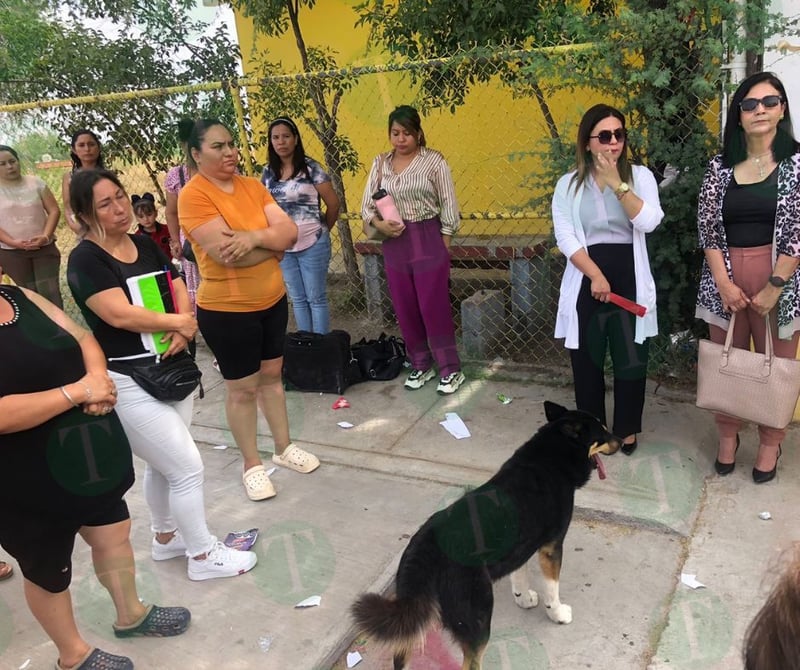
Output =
[
  {"x1": 267, "y1": 117, "x2": 309, "y2": 180},
  {"x1": 69, "y1": 129, "x2": 105, "y2": 171},
  {"x1": 743, "y1": 548, "x2": 800, "y2": 669},
  {"x1": 0, "y1": 145, "x2": 19, "y2": 161},
  {"x1": 388, "y1": 105, "x2": 427, "y2": 147},
  {"x1": 69, "y1": 168, "x2": 126, "y2": 237},
  {"x1": 185, "y1": 118, "x2": 231, "y2": 170},
  {"x1": 570, "y1": 104, "x2": 632, "y2": 191},
  {"x1": 722, "y1": 72, "x2": 799, "y2": 168}
]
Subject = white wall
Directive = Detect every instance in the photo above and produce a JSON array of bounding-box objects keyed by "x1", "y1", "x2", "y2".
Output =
[{"x1": 765, "y1": 0, "x2": 800, "y2": 135}]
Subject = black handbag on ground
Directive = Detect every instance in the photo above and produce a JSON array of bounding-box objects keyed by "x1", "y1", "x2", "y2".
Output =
[
  {"x1": 283, "y1": 330, "x2": 362, "y2": 394},
  {"x1": 111, "y1": 351, "x2": 203, "y2": 401},
  {"x1": 351, "y1": 333, "x2": 407, "y2": 381}
]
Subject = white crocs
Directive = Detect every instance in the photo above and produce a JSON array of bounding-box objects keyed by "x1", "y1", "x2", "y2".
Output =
[
  {"x1": 242, "y1": 465, "x2": 276, "y2": 501},
  {"x1": 272, "y1": 443, "x2": 320, "y2": 474}
]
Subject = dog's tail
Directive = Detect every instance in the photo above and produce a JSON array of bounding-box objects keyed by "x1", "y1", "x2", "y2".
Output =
[{"x1": 351, "y1": 592, "x2": 438, "y2": 653}]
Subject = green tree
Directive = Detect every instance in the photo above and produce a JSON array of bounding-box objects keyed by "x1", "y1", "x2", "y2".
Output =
[
  {"x1": 0, "y1": 0, "x2": 59, "y2": 102},
  {"x1": 356, "y1": 0, "x2": 790, "y2": 376},
  {"x1": 13, "y1": 129, "x2": 68, "y2": 163},
  {"x1": 0, "y1": 0, "x2": 241, "y2": 200},
  {"x1": 229, "y1": 0, "x2": 361, "y2": 282}
]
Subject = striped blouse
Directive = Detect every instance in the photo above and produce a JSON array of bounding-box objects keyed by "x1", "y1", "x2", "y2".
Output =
[{"x1": 360, "y1": 146, "x2": 460, "y2": 235}]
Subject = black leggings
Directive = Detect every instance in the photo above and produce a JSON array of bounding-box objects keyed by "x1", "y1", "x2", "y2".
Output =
[
  {"x1": 569, "y1": 243, "x2": 649, "y2": 438},
  {"x1": 198, "y1": 295, "x2": 288, "y2": 380}
]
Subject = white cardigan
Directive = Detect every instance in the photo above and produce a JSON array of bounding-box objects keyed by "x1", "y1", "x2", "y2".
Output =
[{"x1": 552, "y1": 165, "x2": 663, "y2": 349}]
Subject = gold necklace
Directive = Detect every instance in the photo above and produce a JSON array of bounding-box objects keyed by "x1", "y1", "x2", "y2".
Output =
[{"x1": 747, "y1": 150, "x2": 773, "y2": 179}]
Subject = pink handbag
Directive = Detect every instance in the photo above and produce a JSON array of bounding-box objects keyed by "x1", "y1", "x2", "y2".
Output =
[{"x1": 696, "y1": 313, "x2": 800, "y2": 429}]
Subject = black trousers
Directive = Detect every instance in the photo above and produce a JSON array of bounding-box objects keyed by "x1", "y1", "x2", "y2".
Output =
[{"x1": 569, "y1": 243, "x2": 649, "y2": 438}]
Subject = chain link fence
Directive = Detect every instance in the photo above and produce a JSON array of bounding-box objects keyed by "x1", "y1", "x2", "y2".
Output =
[{"x1": 1, "y1": 44, "x2": 726, "y2": 380}]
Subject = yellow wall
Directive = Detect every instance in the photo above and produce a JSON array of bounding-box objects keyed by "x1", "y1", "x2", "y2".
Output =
[{"x1": 232, "y1": 0, "x2": 594, "y2": 234}]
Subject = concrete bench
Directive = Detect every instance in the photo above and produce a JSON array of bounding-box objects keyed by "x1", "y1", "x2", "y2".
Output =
[{"x1": 353, "y1": 236, "x2": 555, "y2": 332}]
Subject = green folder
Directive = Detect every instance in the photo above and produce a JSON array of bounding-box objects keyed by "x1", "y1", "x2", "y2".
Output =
[{"x1": 125, "y1": 270, "x2": 176, "y2": 355}]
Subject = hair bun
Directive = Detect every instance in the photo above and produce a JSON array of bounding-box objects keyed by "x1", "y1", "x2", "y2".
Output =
[{"x1": 131, "y1": 193, "x2": 155, "y2": 206}]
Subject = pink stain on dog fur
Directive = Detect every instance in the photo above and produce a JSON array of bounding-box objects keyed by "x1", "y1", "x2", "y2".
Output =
[{"x1": 410, "y1": 628, "x2": 460, "y2": 670}]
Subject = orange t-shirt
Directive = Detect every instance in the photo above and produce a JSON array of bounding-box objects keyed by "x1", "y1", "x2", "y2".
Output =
[{"x1": 178, "y1": 174, "x2": 285, "y2": 312}]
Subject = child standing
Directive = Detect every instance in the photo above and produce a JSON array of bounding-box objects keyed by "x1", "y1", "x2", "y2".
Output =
[{"x1": 132, "y1": 193, "x2": 172, "y2": 258}]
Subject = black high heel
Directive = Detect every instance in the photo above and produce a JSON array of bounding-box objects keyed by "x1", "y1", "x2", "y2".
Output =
[
  {"x1": 752, "y1": 445, "x2": 782, "y2": 484},
  {"x1": 621, "y1": 437, "x2": 637, "y2": 456},
  {"x1": 714, "y1": 434, "x2": 740, "y2": 476}
]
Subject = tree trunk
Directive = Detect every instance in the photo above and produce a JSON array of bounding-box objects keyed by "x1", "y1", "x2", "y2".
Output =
[
  {"x1": 322, "y1": 144, "x2": 360, "y2": 281},
  {"x1": 287, "y1": 4, "x2": 360, "y2": 282}
]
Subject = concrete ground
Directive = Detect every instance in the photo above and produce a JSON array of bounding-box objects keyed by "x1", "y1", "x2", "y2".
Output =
[{"x1": 1, "y1": 342, "x2": 797, "y2": 670}]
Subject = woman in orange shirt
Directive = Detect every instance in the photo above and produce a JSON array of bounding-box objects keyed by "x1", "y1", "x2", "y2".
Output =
[{"x1": 178, "y1": 119, "x2": 319, "y2": 501}]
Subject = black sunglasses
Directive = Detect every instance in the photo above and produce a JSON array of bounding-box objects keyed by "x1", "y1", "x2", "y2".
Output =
[
  {"x1": 589, "y1": 128, "x2": 626, "y2": 144},
  {"x1": 739, "y1": 95, "x2": 783, "y2": 112}
]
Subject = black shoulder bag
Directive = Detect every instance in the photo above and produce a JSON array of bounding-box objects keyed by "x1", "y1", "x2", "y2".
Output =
[{"x1": 351, "y1": 333, "x2": 407, "y2": 381}]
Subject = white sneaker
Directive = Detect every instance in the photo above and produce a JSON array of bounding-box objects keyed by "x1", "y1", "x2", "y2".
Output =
[
  {"x1": 436, "y1": 371, "x2": 465, "y2": 395},
  {"x1": 152, "y1": 531, "x2": 187, "y2": 561},
  {"x1": 187, "y1": 541, "x2": 258, "y2": 581},
  {"x1": 404, "y1": 367, "x2": 436, "y2": 390}
]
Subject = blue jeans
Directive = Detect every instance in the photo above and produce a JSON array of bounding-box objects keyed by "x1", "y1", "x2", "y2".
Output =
[{"x1": 280, "y1": 228, "x2": 332, "y2": 333}]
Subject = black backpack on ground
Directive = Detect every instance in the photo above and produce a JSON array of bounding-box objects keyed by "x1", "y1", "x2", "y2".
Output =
[{"x1": 351, "y1": 333, "x2": 407, "y2": 381}]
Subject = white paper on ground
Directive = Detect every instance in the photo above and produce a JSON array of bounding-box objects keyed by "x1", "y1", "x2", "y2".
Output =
[
  {"x1": 440, "y1": 412, "x2": 471, "y2": 439},
  {"x1": 266, "y1": 466, "x2": 277, "y2": 476},
  {"x1": 680, "y1": 573, "x2": 705, "y2": 589},
  {"x1": 347, "y1": 651, "x2": 363, "y2": 667},
  {"x1": 338, "y1": 421, "x2": 354, "y2": 428},
  {"x1": 295, "y1": 595, "x2": 322, "y2": 608},
  {"x1": 213, "y1": 445, "x2": 228, "y2": 450}
]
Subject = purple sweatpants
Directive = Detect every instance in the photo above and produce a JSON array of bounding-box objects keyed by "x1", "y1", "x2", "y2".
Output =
[{"x1": 382, "y1": 216, "x2": 460, "y2": 376}]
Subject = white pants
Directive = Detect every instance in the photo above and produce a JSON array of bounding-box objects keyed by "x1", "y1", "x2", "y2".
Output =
[{"x1": 110, "y1": 371, "x2": 215, "y2": 557}]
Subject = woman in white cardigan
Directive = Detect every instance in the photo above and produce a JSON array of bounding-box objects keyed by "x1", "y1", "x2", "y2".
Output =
[{"x1": 553, "y1": 104, "x2": 664, "y2": 455}]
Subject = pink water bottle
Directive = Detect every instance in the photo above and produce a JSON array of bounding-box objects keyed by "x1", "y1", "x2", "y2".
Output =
[{"x1": 372, "y1": 188, "x2": 402, "y2": 223}]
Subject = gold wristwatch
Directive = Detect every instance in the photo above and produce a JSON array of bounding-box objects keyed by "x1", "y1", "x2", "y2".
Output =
[{"x1": 615, "y1": 182, "x2": 631, "y2": 199}]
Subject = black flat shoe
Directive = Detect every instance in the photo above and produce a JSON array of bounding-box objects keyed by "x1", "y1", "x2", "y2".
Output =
[
  {"x1": 714, "y1": 434, "x2": 740, "y2": 476},
  {"x1": 621, "y1": 438, "x2": 637, "y2": 456},
  {"x1": 752, "y1": 445, "x2": 782, "y2": 484}
]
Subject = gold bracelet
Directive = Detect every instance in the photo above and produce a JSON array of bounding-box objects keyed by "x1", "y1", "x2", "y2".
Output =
[{"x1": 59, "y1": 385, "x2": 79, "y2": 408}]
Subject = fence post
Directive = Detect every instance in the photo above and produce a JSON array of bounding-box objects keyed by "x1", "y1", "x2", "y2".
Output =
[{"x1": 229, "y1": 81, "x2": 254, "y2": 176}]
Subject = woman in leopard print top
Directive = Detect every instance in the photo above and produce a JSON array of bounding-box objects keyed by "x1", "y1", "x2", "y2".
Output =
[{"x1": 695, "y1": 71, "x2": 800, "y2": 483}]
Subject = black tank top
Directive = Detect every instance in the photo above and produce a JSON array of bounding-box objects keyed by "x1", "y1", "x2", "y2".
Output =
[
  {"x1": 0, "y1": 286, "x2": 133, "y2": 519},
  {"x1": 722, "y1": 169, "x2": 778, "y2": 247}
]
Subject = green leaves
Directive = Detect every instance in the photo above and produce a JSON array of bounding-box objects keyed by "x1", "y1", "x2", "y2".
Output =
[{"x1": 0, "y1": 0, "x2": 240, "y2": 200}]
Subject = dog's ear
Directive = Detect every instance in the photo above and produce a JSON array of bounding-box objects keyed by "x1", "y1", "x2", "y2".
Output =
[{"x1": 544, "y1": 401, "x2": 567, "y2": 422}]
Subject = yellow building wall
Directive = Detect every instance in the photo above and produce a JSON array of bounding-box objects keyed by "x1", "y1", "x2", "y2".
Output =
[{"x1": 232, "y1": 0, "x2": 597, "y2": 236}]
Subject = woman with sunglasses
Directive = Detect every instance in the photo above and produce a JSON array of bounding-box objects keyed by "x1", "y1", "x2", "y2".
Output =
[
  {"x1": 553, "y1": 104, "x2": 663, "y2": 456},
  {"x1": 696, "y1": 72, "x2": 800, "y2": 484}
]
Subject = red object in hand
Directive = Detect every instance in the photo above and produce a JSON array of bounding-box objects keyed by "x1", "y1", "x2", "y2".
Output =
[{"x1": 608, "y1": 292, "x2": 647, "y2": 317}]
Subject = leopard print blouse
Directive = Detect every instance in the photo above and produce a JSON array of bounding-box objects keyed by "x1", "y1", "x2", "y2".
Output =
[{"x1": 695, "y1": 153, "x2": 800, "y2": 339}]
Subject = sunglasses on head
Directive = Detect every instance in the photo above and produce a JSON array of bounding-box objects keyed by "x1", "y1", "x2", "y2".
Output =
[
  {"x1": 589, "y1": 128, "x2": 626, "y2": 144},
  {"x1": 739, "y1": 95, "x2": 783, "y2": 112}
]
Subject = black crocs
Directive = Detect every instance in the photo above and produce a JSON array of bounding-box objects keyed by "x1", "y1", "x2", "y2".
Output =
[
  {"x1": 56, "y1": 647, "x2": 133, "y2": 670},
  {"x1": 113, "y1": 604, "x2": 191, "y2": 638}
]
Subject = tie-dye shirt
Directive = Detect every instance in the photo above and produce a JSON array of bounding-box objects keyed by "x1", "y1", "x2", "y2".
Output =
[{"x1": 261, "y1": 157, "x2": 330, "y2": 252}]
